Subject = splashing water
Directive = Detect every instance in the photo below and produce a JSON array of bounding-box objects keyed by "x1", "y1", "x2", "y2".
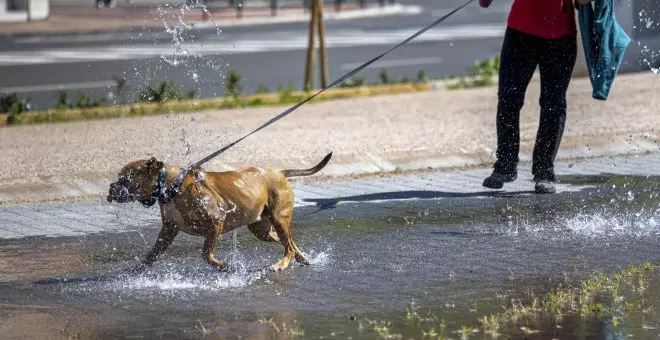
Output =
[
  {"x1": 63, "y1": 246, "x2": 334, "y2": 297},
  {"x1": 306, "y1": 246, "x2": 333, "y2": 266},
  {"x1": 637, "y1": 11, "x2": 660, "y2": 74},
  {"x1": 503, "y1": 212, "x2": 660, "y2": 240},
  {"x1": 157, "y1": 0, "x2": 222, "y2": 65},
  {"x1": 180, "y1": 128, "x2": 194, "y2": 162},
  {"x1": 639, "y1": 9, "x2": 656, "y2": 29}
]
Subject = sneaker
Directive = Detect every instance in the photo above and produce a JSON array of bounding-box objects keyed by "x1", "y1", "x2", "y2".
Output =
[
  {"x1": 483, "y1": 171, "x2": 517, "y2": 189},
  {"x1": 534, "y1": 180, "x2": 556, "y2": 194}
]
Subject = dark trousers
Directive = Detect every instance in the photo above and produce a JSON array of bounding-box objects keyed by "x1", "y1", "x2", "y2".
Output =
[{"x1": 494, "y1": 28, "x2": 577, "y2": 181}]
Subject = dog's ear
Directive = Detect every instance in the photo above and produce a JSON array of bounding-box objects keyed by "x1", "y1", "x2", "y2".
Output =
[{"x1": 146, "y1": 158, "x2": 164, "y2": 173}]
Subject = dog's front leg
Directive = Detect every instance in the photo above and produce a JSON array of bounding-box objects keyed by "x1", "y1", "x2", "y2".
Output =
[
  {"x1": 202, "y1": 220, "x2": 228, "y2": 271},
  {"x1": 131, "y1": 222, "x2": 179, "y2": 273}
]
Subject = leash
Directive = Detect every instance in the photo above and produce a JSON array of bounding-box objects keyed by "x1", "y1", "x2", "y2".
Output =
[
  {"x1": 194, "y1": 0, "x2": 475, "y2": 167},
  {"x1": 158, "y1": 0, "x2": 475, "y2": 203}
]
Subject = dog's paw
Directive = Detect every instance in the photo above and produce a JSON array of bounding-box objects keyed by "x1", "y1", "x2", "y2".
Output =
[
  {"x1": 269, "y1": 259, "x2": 291, "y2": 272},
  {"x1": 269, "y1": 265, "x2": 285, "y2": 272},
  {"x1": 126, "y1": 263, "x2": 149, "y2": 274},
  {"x1": 217, "y1": 265, "x2": 231, "y2": 273}
]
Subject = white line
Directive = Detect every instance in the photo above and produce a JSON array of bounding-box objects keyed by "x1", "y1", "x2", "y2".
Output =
[
  {"x1": 0, "y1": 80, "x2": 117, "y2": 93},
  {"x1": 340, "y1": 57, "x2": 443, "y2": 70},
  {"x1": 0, "y1": 24, "x2": 506, "y2": 66},
  {"x1": 14, "y1": 33, "x2": 155, "y2": 44}
]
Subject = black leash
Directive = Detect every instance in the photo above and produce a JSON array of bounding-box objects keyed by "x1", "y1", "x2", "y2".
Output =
[
  {"x1": 193, "y1": 0, "x2": 475, "y2": 167},
  {"x1": 159, "y1": 0, "x2": 475, "y2": 203}
]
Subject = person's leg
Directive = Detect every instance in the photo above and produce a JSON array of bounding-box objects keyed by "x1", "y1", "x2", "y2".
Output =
[
  {"x1": 533, "y1": 34, "x2": 577, "y2": 193},
  {"x1": 484, "y1": 28, "x2": 539, "y2": 189}
]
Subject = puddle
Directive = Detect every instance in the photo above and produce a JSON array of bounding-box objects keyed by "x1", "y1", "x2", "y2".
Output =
[{"x1": 1, "y1": 174, "x2": 659, "y2": 338}]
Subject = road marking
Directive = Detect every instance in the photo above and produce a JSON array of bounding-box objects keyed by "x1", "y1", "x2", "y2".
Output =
[
  {"x1": 340, "y1": 57, "x2": 443, "y2": 70},
  {"x1": 0, "y1": 80, "x2": 117, "y2": 93},
  {"x1": 0, "y1": 24, "x2": 506, "y2": 66},
  {"x1": 14, "y1": 33, "x2": 157, "y2": 44}
]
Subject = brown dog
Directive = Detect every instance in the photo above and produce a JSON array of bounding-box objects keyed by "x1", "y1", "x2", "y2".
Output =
[{"x1": 107, "y1": 153, "x2": 332, "y2": 272}]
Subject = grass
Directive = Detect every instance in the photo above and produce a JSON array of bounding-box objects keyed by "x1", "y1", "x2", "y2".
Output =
[
  {"x1": 195, "y1": 319, "x2": 211, "y2": 337},
  {"x1": 257, "y1": 317, "x2": 304, "y2": 338},
  {"x1": 1, "y1": 82, "x2": 432, "y2": 127},
  {"x1": 352, "y1": 261, "x2": 658, "y2": 339},
  {"x1": 1, "y1": 56, "x2": 501, "y2": 127}
]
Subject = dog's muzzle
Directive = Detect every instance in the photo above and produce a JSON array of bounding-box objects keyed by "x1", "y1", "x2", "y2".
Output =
[{"x1": 107, "y1": 181, "x2": 134, "y2": 203}]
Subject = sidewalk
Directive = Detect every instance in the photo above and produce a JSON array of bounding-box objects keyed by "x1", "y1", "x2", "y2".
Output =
[
  {"x1": 0, "y1": 153, "x2": 658, "y2": 239},
  {"x1": 1, "y1": 72, "x2": 659, "y2": 205},
  {"x1": 0, "y1": 2, "x2": 420, "y2": 35}
]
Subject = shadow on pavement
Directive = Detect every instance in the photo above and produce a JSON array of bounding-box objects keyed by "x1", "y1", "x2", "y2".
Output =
[
  {"x1": 34, "y1": 271, "x2": 130, "y2": 285},
  {"x1": 303, "y1": 190, "x2": 536, "y2": 210}
]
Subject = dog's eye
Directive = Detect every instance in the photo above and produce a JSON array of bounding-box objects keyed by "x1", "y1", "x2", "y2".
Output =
[{"x1": 119, "y1": 174, "x2": 132, "y2": 184}]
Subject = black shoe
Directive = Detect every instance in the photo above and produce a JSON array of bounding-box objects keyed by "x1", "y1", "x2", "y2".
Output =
[
  {"x1": 483, "y1": 171, "x2": 517, "y2": 189},
  {"x1": 534, "y1": 180, "x2": 556, "y2": 194}
]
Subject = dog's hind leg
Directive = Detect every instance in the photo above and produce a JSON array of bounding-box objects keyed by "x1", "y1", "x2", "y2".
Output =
[
  {"x1": 268, "y1": 195, "x2": 310, "y2": 271},
  {"x1": 202, "y1": 220, "x2": 229, "y2": 271},
  {"x1": 247, "y1": 216, "x2": 280, "y2": 242}
]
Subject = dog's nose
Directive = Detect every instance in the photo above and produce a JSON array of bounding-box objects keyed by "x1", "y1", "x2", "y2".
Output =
[{"x1": 107, "y1": 182, "x2": 117, "y2": 202}]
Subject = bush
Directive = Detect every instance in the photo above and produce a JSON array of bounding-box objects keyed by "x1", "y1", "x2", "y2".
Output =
[
  {"x1": 1, "y1": 93, "x2": 30, "y2": 113},
  {"x1": 54, "y1": 90, "x2": 106, "y2": 109},
  {"x1": 340, "y1": 76, "x2": 366, "y2": 88},
  {"x1": 138, "y1": 81, "x2": 196, "y2": 103},
  {"x1": 255, "y1": 84, "x2": 270, "y2": 94},
  {"x1": 379, "y1": 69, "x2": 391, "y2": 84},
  {"x1": 1, "y1": 93, "x2": 30, "y2": 125},
  {"x1": 416, "y1": 69, "x2": 429, "y2": 82},
  {"x1": 113, "y1": 76, "x2": 129, "y2": 105},
  {"x1": 225, "y1": 69, "x2": 243, "y2": 98},
  {"x1": 467, "y1": 55, "x2": 500, "y2": 87},
  {"x1": 277, "y1": 81, "x2": 297, "y2": 103}
]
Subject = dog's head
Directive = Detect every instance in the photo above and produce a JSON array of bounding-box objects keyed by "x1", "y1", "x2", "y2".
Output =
[{"x1": 107, "y1": 157, "x2": 164, "y2": 206}]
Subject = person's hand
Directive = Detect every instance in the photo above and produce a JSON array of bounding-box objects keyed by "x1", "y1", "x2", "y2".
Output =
[{"x1": 479, "y1": 0, "x2": 494, "y2": 8}]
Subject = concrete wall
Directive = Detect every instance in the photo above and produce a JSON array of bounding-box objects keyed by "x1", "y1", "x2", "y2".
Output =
[
  {"x1": 0, "y1": 0, "x2": 49, "y2": 22},
  {"x1": 574, "y1": 0, "x2": 660, "y2": 77}
]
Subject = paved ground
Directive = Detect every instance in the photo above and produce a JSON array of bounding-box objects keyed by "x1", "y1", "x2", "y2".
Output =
[
  {"x1": 1, "y1": 153, "x2": 658, "y2": 239},
  {"x1": 1, "y1": 153, "x2": 659, "y2": 339},
  {"x1": 1, "y1": 72, "x2": 659, "y2": 205}
]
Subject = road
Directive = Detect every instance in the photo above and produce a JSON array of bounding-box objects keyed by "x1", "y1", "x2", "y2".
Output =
[{"x1": 0, "y1": 0, "x2": 514, "y2": 109}]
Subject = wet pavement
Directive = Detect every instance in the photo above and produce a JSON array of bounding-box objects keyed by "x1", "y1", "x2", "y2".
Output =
[{"x1": 1, "y1": 154, "x2": 659, "y2": 339}]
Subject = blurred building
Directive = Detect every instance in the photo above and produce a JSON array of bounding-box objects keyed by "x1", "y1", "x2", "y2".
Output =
[{"x1": 0, "y1": 0, "x2": 49, "y2": 22}]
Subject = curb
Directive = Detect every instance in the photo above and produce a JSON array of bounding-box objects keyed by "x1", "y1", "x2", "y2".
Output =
[
  {"x1": 0, "y1": 4, "x2": 422, "y2": 36},
  {"x1": 191, "y1": 4, "x2": 422, "y2": 29},
  {"x1": 0, "y1": 135, "x2": 658, "y2": 206}
]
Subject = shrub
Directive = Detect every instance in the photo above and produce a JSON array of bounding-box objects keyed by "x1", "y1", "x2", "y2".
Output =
[{"x1": 138, "y1": 81, "x2": 196, "y2": 103}]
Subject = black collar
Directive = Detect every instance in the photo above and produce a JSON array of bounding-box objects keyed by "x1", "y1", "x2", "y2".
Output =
[
  {"x1": 140, "y1": 167, "x2": 168, "y2": 207},
  {"x1": 142, "y1": 167, "x2": 188, "y2": 207}
]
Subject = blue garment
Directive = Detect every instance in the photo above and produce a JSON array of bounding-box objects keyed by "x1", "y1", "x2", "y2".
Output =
[{"x1": 578, "y1": 0, "x2": 630, "y2": 100}]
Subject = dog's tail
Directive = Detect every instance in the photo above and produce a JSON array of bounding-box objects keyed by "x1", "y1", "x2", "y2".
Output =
[{"x1": 282, "y1": 152, "x2": 333, "y2": 178}]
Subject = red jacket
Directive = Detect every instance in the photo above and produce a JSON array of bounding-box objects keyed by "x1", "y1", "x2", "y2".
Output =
[{"x1": 507, "y1": 0, "x2": 577, "y2": 39}]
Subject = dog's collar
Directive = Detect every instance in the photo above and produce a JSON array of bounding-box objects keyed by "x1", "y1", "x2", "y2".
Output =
[
  {"x1": 140, "y1": 167, "x2": 167, "y2": 207},
  {"x1": 146, "y1": 167, "x2": 188, "y2": 206}
]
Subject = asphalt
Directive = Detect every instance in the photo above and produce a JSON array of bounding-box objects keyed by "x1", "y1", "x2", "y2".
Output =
[
  {"x1": 0, "y1": 0, "x2": 514, "y2": 109},
  {"x1": 1, "y1": 153, "x2": 659, "y2": 339}
]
